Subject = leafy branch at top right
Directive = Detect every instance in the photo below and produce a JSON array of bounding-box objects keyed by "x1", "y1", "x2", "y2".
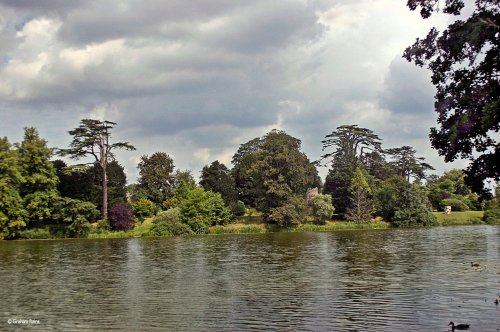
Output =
[{"x1": 403, "y1": 0, "x2": 499, "y2": 198}]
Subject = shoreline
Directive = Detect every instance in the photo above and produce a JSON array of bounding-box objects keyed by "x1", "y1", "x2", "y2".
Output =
[{"x1": 11, "y1": 210, "x2": 499, "y2": 241}]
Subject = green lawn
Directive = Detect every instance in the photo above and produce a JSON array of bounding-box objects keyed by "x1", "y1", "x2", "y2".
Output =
[{"x1": 432, "y1": 210, "x2": 485, "y2": 226}]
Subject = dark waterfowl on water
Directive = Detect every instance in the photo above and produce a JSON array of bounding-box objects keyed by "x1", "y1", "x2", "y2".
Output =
[
  {"x1": 470, "y1": 262, "x2": 480, "y2": 267},
  {"x1": 448, "y1": 321, "x2": 470, "y2": 330},
  {"x1": 495, "y1": 298, "x2": 499, "y2": 305}
]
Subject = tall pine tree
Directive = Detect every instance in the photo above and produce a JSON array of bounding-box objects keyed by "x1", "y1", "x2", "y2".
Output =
[
  {"x1": 17, "y1": 127, "x2": 60, "y2": 227},
  {"x1": 0, "y1": 137, "x2": 26, "y2": 238},
  {"x1": 345, "y1": 167, "x2": 373, "y2": 223}
]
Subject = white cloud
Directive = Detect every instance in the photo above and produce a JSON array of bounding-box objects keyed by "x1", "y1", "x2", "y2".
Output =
[
  {"x1": 87, "y1": 103, "x2": 122, "y2": 122},
  {"x1": 0, "y1": 0, "x2": 470, "y2": 182}
]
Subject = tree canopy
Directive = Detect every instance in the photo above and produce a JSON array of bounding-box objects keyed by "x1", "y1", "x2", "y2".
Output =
[
  {"x1": 253, "y1": 130, "x2": 320, "y2": 225},
  {"x1": 322, "y1": 125, "x2": 381, "y2": 217},
  {"x1": 54, "y1": 159, "x2": 127, "y2": 211},
  {"x1": 17, "y1": 127, "x2": 60, "y2": 227},
  {"x1": 385, "y1": 146, "x2": 434, "y2": 182},
  {"x1": 137, "y1": 152, "x2": 175, "y2": 204},
  {"x1": 404, "y1": 0, "x2": 499, "y2": 196},
  {"x1": 200, "y1": 160, "x2": 238, "y2": 208},
  {"x1": 231, "y1": 137, "x2": 265, "y2": 207},
  {"x1": 59, "y1": 119, "x2": 135, "y2": 219},
  {"x1": 179, "y1": 187, "x2": 233, "y2": 233},
  {"x1": 17, "y1": 127, "x2": 58, "y2": 195},
  {"x1": 345, "y1": 167, "x2": 373, "y2": 223},
  {"x1": 0, "y1": 137, "x2": 26, "y2": 239},
  {"x1": 320, "y1": 125, "x2": 382, "y2": 165},
  {"x1": 2, "y1": 120, "x2": 493, "y2": 240}
]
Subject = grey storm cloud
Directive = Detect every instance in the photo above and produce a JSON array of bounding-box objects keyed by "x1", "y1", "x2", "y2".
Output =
[
  {"x1": 122, "y1": 90, "x2": 279, "y2": 137},
  {"x1": 378, "y1": 56, "x2": 435, "y2": 116},
  {"x1": 0, "y1": 0, "x2": 86, "y2": 15},
  {"x1": 54, "y1": 0, "x2": 326, "y2": 49},
  {"x1": 0, "y1": 0, "x2": 468, "y2": 182}
]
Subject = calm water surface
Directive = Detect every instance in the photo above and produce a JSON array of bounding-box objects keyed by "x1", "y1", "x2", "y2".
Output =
[{"x1": 1, "y1": 225, "x2": 499, "y2": 331}]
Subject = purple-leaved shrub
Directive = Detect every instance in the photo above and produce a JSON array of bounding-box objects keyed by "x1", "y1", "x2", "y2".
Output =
[{"x1": 109, "y1": 203, "x2": 134, "y2": 231}]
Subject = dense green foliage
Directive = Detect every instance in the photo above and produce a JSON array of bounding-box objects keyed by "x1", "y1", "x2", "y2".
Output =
[
  {"x1": 91, "y1": 160, "x2": 128, "y2": 211},
  {"x1": 404, "y1": 0, "x2": 499, "y2": 197},
  {"x1": 385, "y1": 146, "x2": 434, "y2": 182},
  {"x1": 374, "y1": 175, "x2": 436, "y2": 227},
  {"x1": 391, "y1": 184, "x2": 437, "y2": 227},
  {"x1": 322, "y1": 125, "x2": 381, "y2": 217},
  {"x1": 150, "y1": 208, "x2": 193, "y2": 236},
  {"x1": 17, "y1": 128, "x2": 60, "y2": 227},
  {"x1": 345, "y1": 168, "x2": 373, "y2": 223},
  {"x1": 363, "y1": 151, "x2": 394, "y2": 180},
  {"x1": 137, "y1": 152, "x2": 175, "y2": 204},
  {"x1": 483, "y1": 209, "x2": 500, "y2": 224},
  {"x1": 151, "y1": 219, "x2": 193, "y2": 236},
  {"x1": 179, "y1": 187, "x2": 233, "y2": 233},
  {"x1": 426, "y1": 169, "x2": 481, "y2": 211},
  {"x1": 0, "y1": 137, "x2": 26, "y2": 239},
  {"x1": 320, "y1": 125, "x2": 438, "y2": 225},
  {"x1": 23, "y1": 190, "x2": 61, "y2": 227},
  {"x1": 231, "y1": 137, "x2": 265, "y2": 207},
  {"x1": 311, "y1": 194, "x2": 335, "y2": 224},
  {"x1": 0, "y1": 128, "x2": 100, "y2": 239},
  {"x1": 231, "y1": 130, "x2": 321, "y2": 227},
  {"x1": 53, "y1": 160, "x2": 93, "y2": 201},
  {"x1": 54, "y1": 160, "x2": 128, "y2": 213},
  {"x1": 324, "y1": 164, "x2": 355, "y2": 217},
  {"x1": 17, "y1": 127, "x2": 59, "y2": 195},
  {"x1": 427, "y1": 170, "x2": 467, "y2": 208},
  {"x1": 17, "y1": 228, "x2": 52, "y2": 240},
  {"x1": 252, "y1": 130, "x2": 320, "y2": 226},
  {"x1": 171, "y1": 170, "x2": 197, "y2": 201},
  {"x1": 200, "y1": 160, "x2": 239, "y2": 210},
  {"x1": 49, "y1": 198, "x2": 99, "y2": 238},
  {"x1": 1, "y1": 121, "x2": 494, "y2": 240},
  {"x1": 439, "y1": 198, "x2": 469, "y2": 212},
  {"x1": 132, "y1": 198, "x2": 157, "y2": 220},
  {"x1": 231, "y1": 200, "x2": 246, "y2": 217},
  {"x1": 266, "y1": 195, "x2": 307, "y2": 228}
]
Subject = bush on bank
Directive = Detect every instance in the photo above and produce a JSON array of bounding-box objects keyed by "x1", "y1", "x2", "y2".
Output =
[{"x1": 483, "y1": 209, "x2": 500, "y2": 224}]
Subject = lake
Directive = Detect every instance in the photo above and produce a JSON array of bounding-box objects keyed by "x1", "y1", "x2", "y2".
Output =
[{"x1": 1, "y1": 225, "x2": 499, "y2": 331}]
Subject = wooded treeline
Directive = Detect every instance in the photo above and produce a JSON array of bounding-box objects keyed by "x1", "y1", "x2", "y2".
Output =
[{"x1": 1, "y1": 121, "x2": 498, "y2": 240}]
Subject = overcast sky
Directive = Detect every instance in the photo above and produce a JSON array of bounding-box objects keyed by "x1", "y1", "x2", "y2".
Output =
[{"x1": 0, "y1": 0, "x2": 469, "y2": 183}]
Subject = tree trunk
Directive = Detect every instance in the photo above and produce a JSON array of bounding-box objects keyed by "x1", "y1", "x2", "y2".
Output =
[
  {"x1": 100, "y1": 132, "x2": 108, "y2": 220},
  {"x1": 102, "y1": 164, "x2": 108, "y2": 219}
]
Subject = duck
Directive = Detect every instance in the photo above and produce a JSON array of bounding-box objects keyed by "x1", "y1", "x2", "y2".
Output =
[
  {"x1": 448, "y1": 321, "x2": 470, "y2": 330},
  {"x1": 470, "y1": 262, "x2": 480, "y2": 267},
  {"x1": 495, "y1": 298, "x2": 499, "y2": 305}
]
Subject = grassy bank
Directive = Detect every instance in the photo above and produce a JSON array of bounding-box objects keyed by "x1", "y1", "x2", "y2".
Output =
[
  {"x1": 293, "y1": 221, "x2": 391, "y2": 232},
  {"x1": 209, "y1": 215, "x2": 391, "y2": 235},
  {"x1": 84, "y1": 214, "x2": 392, "y2": 238},
  {"x1": 209, "y1": 221, "x2": 392, "y2": 235},
  {"x1": 209, "y1": 223, "x2": 268, "y2": 234},
  {"x1": 87, "y1": 219, "x2": 155, "y2": 239},
  {"x1": 17, "y1": 211, "x2": 499, "y2": 240},
  {"x1": 210, "y1": 212, "x2": 498, "y2": 235},
  {"x1": 433, "y1": 211, "x2": 485, "y2": 226}
]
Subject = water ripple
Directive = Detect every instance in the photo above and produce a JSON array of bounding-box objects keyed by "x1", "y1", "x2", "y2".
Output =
[{"x1": 0, "y1": 226, "x2": 499, "y2": 331}]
